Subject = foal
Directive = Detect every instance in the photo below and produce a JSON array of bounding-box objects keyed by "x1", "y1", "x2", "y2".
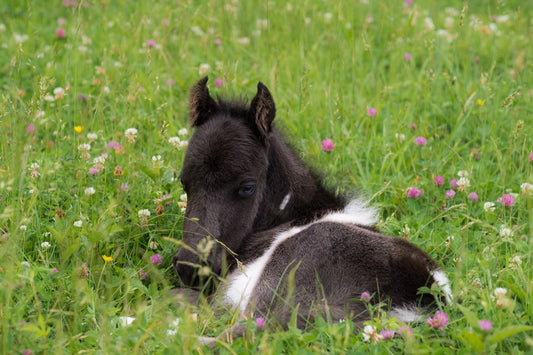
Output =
[{"x1": 173, "y1": 77, "x2": 452, "y2": 345}]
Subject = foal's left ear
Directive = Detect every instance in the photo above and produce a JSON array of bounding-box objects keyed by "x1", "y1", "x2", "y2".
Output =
[{"x1": 249, "y1": 82, "x2": 276, "y2": 139}]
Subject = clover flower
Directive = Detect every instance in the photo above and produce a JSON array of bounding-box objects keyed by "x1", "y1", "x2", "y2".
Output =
[
  {"x1": 84, "y1": 187, "x2": 96, "y2": 196},
  {"x1": 360, "y1": 291, "x2": 371, "y2": 301},
  {"x1": 125, "y1": 128, "x2": 138, "y2": 143},
  {"x1": 321, "y1": 138, "x2": 335, "y2": 152},
  {"x1": 427, "y1": 310, "x2": 449, "y2": 330},
  {"x1": 497, "y1": 194, "x2": 515, "y2": 207},
  {"x1": 483, "y1": 202, "x2": 495, "y2": 212},
  {"x1": 479, "y1": 320, "x2": 492, "y2": 332},
  {"x1": 434, "y1": 175, "x2": 445, "y2": 186},
  {"x1": 468, "y1": 192, "x2": 479, "y2": 202},
  {"x1": 407, "y1": 187, "x2": 424, "y2": 198},
  {"x1": 256, "y1": 317, "x2": 265, "y2": 330},
  {"x1": 367, "y1": 107, "x2": 377, "y2": 116},
  {"x1": 362, "y1": 325, "x2": 383, "y2": 343},
  {"x1": 445, "y1": 190, "x2": 455, "y2": 199},
  {"x1": 380, "y1": 329, "x2": 395, "y2": 340},
  {"x1": 150, "y1": 254, "x2": 163, "y2": 265},
  {"x1": 198, "y1": 63, "x2": 210, "y2": 75},
  {"x1": 414, "y1": 136, "x2": 427, "y2": 146}
]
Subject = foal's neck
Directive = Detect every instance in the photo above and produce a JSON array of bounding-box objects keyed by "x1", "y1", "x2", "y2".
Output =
[{"x1": 253, "y1": 130, "x2": 343, "y2": 231}]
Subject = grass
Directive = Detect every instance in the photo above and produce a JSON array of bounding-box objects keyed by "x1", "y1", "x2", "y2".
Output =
[{"x1": 1, "y1": 0, "x2": 532, "y2": 353}]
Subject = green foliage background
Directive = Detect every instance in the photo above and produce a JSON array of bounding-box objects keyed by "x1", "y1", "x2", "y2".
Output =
[{"x1": 0, "y1": 0, "x2": 532, "y2": 353}]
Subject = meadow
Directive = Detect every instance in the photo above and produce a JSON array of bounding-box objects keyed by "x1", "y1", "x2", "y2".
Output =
[{"x1": 1, "y1": 0, "x2": 532, "y2": 353}]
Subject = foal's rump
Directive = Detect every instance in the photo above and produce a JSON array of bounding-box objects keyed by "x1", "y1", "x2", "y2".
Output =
[{"x1": 228, "y1": 221, "x2": 445, "y2": 326}]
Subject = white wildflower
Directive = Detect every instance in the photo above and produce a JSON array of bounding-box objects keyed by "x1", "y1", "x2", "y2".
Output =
[
  {"x1": 138, "y1": 209, "x2": 151, "y2": 218},
  {"x1": 84, "y1": 187, "x2": 96, "y2": 196},
  {"x1": 149, "y1": 241, "x2": 158, "y2": 250},
  {"x1": 125, "y1": 128, "x2": 138, "y2": 143},
  {"x1": 168, "y1": 136, "x2": 181, "y2": 148},
  {"x1": 237, "y1": 37, "x2": 250, "y2": 46},
  {"x1": 456, "y1": 177, "x2": 470, "y2": 192},
  {"x1": 78, "y1": 143, "x2": 91, "y2": 152},
  {"x1": 395, "y1": 133, "x2": 406, "y2": 142},
  {"x1": 198, "y1": 63, "x2": 210, "y2": 76},
  {"x1": 256, "y1": 19, "x2": 268, "y2": 29},
  {"x1": 520, "y1": 182, "x2": 533, "y2": 196},
  {"x1": 362, "y1": 325, "x2": 383, "y2": 343},
  {"x1": 323, "y1": 13, "x2": 333, "y2": 23},
  {"x1": 73, "y1": 220, "x2": 83, "y2": 227},
  {"x1": 41, "y1": 241, "x2": 51, "y2": 250},
  {"x1": 483, "y1": 202, "x2": 495, "y2": 212},
  {"x1": 87, "y1": 132, "x2": 98, "y2": 142},
  {"x1": 178, "y1": 128, "x2": 189, "y2": 136},
  {"x1": 20, "y1": 225, "x2": 27, "y2": 231},
  {"x1": 457, "y1": 170, "x2": 469, "y2": 177},
  {"x1": 499, "y1": 225, "x2": 513, "y2": 239},
  {"x1": 508, "y1": 255, "x2": 521, "y2": 270},
  {"x1": 53, "y1": 87, "x2": 65, "y2": 99},
  {"x1": 424, "y1": 17, "x2": 435, "y2": 31}
]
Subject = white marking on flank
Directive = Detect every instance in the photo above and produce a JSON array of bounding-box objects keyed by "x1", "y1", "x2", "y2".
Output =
[
  {"x1": 224, "y1": 226, "x2": 306, "y2": 312},
  {"x1": 322, "y1": 199, "x2": 378, "y2": 227},
  {"x1": 224, "y1": 198, "x2": 378, "y2": 312},
  {"x1": 279, "y1": 192, "x2": 291, "y2": 211},
  {"x1": 430, "y1": 269, "x2": 453, "y2": 304}
]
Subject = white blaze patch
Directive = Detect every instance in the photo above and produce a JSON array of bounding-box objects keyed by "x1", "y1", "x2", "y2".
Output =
[{"x1": 279, "y1": 192, "x2": 291, "y2": 211}]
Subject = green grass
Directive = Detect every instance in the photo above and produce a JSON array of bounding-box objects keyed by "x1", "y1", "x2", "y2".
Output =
[{"x1": 1, "y1": 0, "x2": 532, "y2": 353}]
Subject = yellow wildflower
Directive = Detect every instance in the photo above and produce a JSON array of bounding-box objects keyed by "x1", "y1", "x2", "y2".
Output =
[
  {"x1": 476, "y1": 99, "x2": 484, "y2": 106},
  {"x1": 74, "y1": 126, "x2": 84, "y2": 133},
  {"x1": 102, "y1": 255, "x2": 113, "y2": 262}
]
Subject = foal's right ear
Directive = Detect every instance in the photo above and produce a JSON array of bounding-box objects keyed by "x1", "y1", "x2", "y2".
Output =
[{"x1": 189, "y1": 76, "x2": 218, "y2": 127}]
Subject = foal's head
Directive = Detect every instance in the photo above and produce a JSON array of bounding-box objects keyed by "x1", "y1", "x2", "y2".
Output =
[{"x1": 174, "y1": 77, "x2": 276, "y2": 288}]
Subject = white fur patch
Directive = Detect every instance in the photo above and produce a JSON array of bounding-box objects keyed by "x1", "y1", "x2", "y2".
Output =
[
  {"x1": 279, "y1": 192, "x2": 291, "y2": 211},
  {"x1": 430, "y1": 269, "x2": 453, "y2": 304},
  {"x1": 322, "y1": 199, "x2": 378, "y2": 227},
  {"x1": 389, "y1": 304, "x2": 424, "y2": 322},
  {"x1": 224, "y1": 198, "x2": 377, "y2": 312},
  {"x1": 224, "y1": 226, "x2": 306, "y2": 312}
]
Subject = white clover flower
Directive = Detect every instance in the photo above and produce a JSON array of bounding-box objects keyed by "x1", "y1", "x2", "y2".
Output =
[
  {"x1": 74, "y1": 220, "x2": 83, "y2": 227},
  {"x1": 138, "y1": 209, "x2": 151, "y2": 218},
  {"x1": 179, "y1": 140, "x2": 189, "y2": 149},
  {"x1": 499, "y1": 225, "x2": 513, "y2": 238},
  {"x1": 198, "y1": 63, "x2": 210, "y2": 76},
  {"x1": 84, "y1": 187, "x2": 96, "y2": 196},
  {"x1": 457, "y1": 170, "x2": 469, "y2": 177},
  {"x1": 520, "y1": 182, "x2": 533, "y2": 196},
  {"x1": 53, "y1": 87, "x2": 65, "y2": 99},
  {"x1": 178, "y1": 128, "x2": 188, "y2": 136},
  {"x1": 78, "y1": 143, "x2": 91, "y2": 152},
  {"x1": 237, "y1": 37, "x2": 250, "y2": 46},
  {"x1": 168, "y1": 136, "x2": 181, "y2": 148},
  {"x1": 395, "y1": 133, "x2": 406, "y2": 142},
  {"x1": 494, "y1": 287, "x2": 507, "y2": 298},
  {"x1": 21, "y1": 261, "x2": 31, "y2": 268},
  {"x1": 149, "y1": 241, "x2": 158, "y2": 250},
  {"x1": 256, "y1": 19, "x2": 268, "y2": 29},
  {"x1": 41, "y1": 241, "x2": 51, "y2": 250},
  {"x1": 87, "y1": 132, "x2": 98, "y2": 142},
  {"x1": 424, "y1": 17, "x2": 435, "y2": 31},
  {"x1": 323, "y1": 13, "x2": 333, "y2": 23},
  {"x1": 508, "y1": 255, "x2": 521, "y2": 269},
  {"x1": 180, "y1": 194, "x2": 187, "y2": 202},
  {"x1": 362, "y1": 325, "x2": 383, "y2": 343},
  {"x1": 20, "y1": 225, "x2": 27, "y2": 231},
  {"x1": 13, "y1": 33, "x2": 29, "y2": 44},
  {"x1": 457, "y1": 177, "x2": 470, "y2": 192},
  {"x1": 44, "y1": 94, "x2": 55, "y2": 102},
  {"x1": 483, "y1": 202, "x2": 495, "y2": 212},
  {"x1": 0, "y1": 23, "x2": 5, "y2": 32},
  {"x1": 125, "y1": 128, "x2": 138, "y2": 143}
]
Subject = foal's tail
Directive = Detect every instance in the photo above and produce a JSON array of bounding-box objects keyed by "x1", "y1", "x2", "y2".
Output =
[{"x1": 429, "y1": 268, "x2": 453, "y2": 305}]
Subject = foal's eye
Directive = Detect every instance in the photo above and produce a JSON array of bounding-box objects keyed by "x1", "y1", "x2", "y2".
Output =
[{"x1": 238, "y1": 180, "x2": 256, "y2": 198}]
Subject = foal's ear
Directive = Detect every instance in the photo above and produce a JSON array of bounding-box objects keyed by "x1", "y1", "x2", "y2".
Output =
[
  {"x1": 249, "y1": 82, "x2": 276, "y2": 139},
  {"x1": 189, "y1": 76, "x2": 218, "y2": 126}
]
